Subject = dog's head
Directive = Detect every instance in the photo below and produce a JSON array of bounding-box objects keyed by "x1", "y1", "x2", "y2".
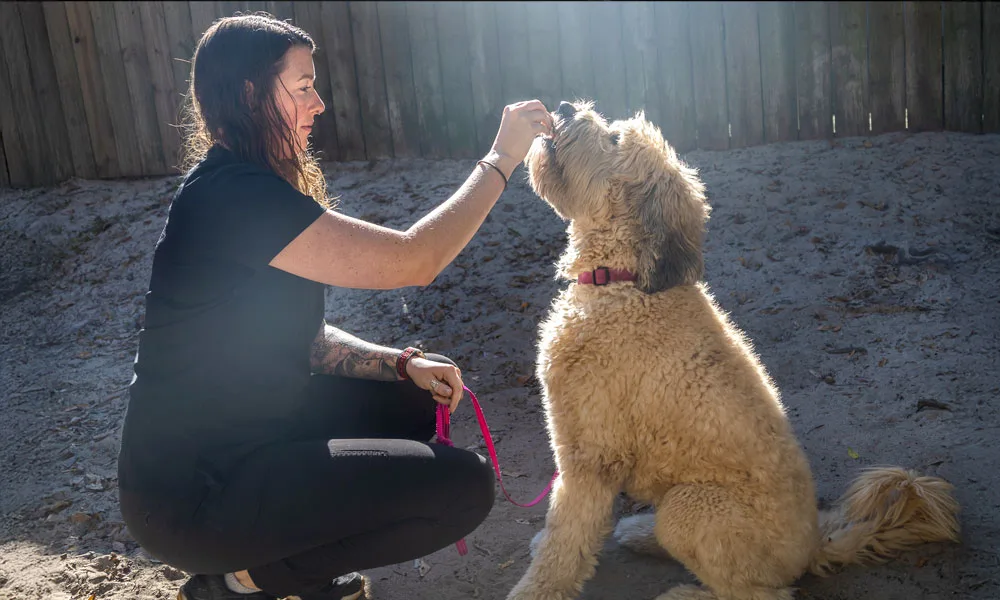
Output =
[{"x1": 525, "y1": 100, "x2": 710, "y2": 293}]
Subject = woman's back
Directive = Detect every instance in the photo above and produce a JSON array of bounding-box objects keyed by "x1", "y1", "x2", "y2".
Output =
[{"x1": 122, "y1": 145, "x2": 326, "y2": 485}]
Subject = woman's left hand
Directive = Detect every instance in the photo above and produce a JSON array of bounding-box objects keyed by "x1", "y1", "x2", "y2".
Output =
[{"x1": 406, "y1": 356, "x2": 464, "y2": 413}]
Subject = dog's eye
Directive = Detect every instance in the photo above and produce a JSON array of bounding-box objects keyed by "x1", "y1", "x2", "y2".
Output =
[{"x1": 610, "y1": 132, "x2": 620, "y2": 146}]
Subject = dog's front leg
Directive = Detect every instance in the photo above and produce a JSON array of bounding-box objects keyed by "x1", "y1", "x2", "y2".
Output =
[{"x1": 506, "y1": 469, "x2": 617, "y2": 600}]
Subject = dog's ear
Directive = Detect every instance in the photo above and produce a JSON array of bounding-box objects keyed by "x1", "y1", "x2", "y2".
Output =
[{"x1": 629, "y1": 165, "x2": 709, "y2": 293}]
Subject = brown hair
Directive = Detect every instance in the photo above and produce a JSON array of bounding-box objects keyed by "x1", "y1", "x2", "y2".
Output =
[{"x1": 180, "y1": 12, "x2": 329, "y2": 207}]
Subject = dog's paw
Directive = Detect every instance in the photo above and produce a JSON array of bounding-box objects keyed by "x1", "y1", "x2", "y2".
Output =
[
  {"x1": 654, "y1": 584, "x2": 718, "y2": 600},
  {"x1": 613, "y1": 514, "x2": 667, "y2": 557},
  {"x1": 506, "y1": 586, "x2": 574, "y2": 600}
]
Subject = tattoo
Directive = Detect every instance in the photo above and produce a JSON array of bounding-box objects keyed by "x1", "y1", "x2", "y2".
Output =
[{"x1": 309, "y1": 321, "x2": 401, "y2": 381}]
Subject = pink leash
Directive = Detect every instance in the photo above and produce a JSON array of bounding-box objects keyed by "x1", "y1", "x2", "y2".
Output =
[{"x1": 435, "y1": 385, "x2": 559, "y2": 556}]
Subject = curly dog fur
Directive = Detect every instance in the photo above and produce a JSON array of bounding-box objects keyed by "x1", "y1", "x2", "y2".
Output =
[{"x1": 505, "y1": 101, "x2": 961, "y2": 600}]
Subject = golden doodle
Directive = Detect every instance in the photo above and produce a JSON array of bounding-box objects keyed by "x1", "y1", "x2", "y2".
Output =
[{"x1": 505, "y1": 100, "x2": 960, "y2": 600}]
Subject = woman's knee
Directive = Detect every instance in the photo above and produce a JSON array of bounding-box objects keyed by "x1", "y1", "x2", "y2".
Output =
[
  {"x1": 445, "y1": 448, "x2": 496, "y2": 527},
  {"x1": 424, "y1": 352, "x2": 458, "y2": 368}
]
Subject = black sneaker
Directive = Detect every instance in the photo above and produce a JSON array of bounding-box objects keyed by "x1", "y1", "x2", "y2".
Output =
[
  {"x1": 177, "y1": 574, "x2": 277, "y2": 600},
  {"x1": 293, "y1": 572, "x2": 368, "y2": 600}
]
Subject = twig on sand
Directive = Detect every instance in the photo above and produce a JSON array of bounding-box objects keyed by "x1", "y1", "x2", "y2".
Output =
[
  {"x1": 825, "y1": 346, "x2": 868, "y2": 355},
  {"x1": 846, "y1": 304, "x2": 932, "y2": 316}
]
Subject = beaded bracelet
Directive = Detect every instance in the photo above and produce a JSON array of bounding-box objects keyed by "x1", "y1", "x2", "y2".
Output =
[{"x1": 477, "y1": 159, "x2": 508, "y2": 192}]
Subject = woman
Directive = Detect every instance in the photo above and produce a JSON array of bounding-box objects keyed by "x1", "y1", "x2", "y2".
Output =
[{"x1": 117, "y1": 13, "x2": 552, "y2": 600}]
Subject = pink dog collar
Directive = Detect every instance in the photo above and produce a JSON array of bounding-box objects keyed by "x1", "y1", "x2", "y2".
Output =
[{"x1": 577, "y1": 267, "x2": 637, "y2": 286}]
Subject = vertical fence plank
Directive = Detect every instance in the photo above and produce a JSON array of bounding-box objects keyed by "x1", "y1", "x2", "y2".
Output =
[
  {"x1": 436, "y1": 1, "x2": 478, "y2": 158},
  {"x1": 294, "y1": 1, "x2": 340, "y2": 161},
  {"x1": 0, "y1": 128, "x2": 8, "y2": 187},
  {"x1": 65, "y1": 2, "x2": 119, "y2": 178},
  {"x1": 589, "y1": 2, "x2": 628, "y2": 120},
  {"x1": 724, "y1": 1, "x2": 765, "y2": 147},
  {"x1": 90, "y1": 1, "x2": 143, "y2": 177},
  {"x1": 689, "y1": 1, "x2": 729, "y2": 149},
  {"x1": 19, "y1": 2, "x2": 76, "y2": 182},
  {"x1": 654, "y1": 2, "x2": 697, "y2": 152},
  {"x1": 0, "y1": 3, "x2": 57, "y2": 185},
  {"x1": 377, "y1": 1, "x2": 420, "y2": 157},
  {"x1": 525, "y1": 1, "x2": 562, "y2": 110},
  {"x1": 830, "y1": 1, "x2": 867, "y2": 136},
  {"x1": 266, "y1": 1, "x2": 295, "y2": 22},
  {"x1": 321, "y1": 1, "x2": 365, "y2": 160},
  {"x1": 943, "y1": 1, "x2": 983, "y2": 133},
  {"x1": 0, "y1": 4, "x2": 30, "y2": 187},
  {"x1": 758, "y1": 1, "x2": 798, "y2": 143},
  {"x1": 495, "y1": 2, "x2": 532, "y2": 106},
  {"x1": 557, "y1": 1, "x2": 595, "y2": 104},
  {"x1": 985, "y1": 1, "x2": 1000, "y2": 133},
  {"x1": 349, "y1": 1, "x2": 392, "y2": 159},
  {"x1": 407, "y1": 1, "x2": 447, "y2": 158},
  {"x1": 161, "y1": 1, "x2": 194, "y2": 170},
  {"x1": 466, "y1": 2, "x2": 503, "y2": 155},
  {"x1": 139, "y1": 2, "x2": 183, "y2": 172},
  {"x1": 868, "y1": 1, "x2": 906, "y2": 134},
  {"x1": 115, "y1": 1, "x2": 167, "y2": 174},
  {"x1": 190, "y1": 2, "x2": 221, "y2": 42},
  {"x1": 795, "y1": 1, "x2": 833, "y2": 139},
  {"x1": 161, "y1": 1, "x2": 195, "y2": 99},
  {"x1": 42, "y1": 2, "x2": 98, "y2": 179},
  {"x1": 218, "y1": 1, "x2": 243, "y2": 19},
  {"x1": 904, "y1": 1, "x2": 943, "y2": 132},
  {"x1": 621, "y1": 2, "x2": 661, "y2": 125}
]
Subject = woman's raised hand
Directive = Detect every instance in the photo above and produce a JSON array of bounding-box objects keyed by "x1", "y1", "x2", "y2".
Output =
[{"x1": 490, "y1": 100, "x2": 553, "y2": 175}]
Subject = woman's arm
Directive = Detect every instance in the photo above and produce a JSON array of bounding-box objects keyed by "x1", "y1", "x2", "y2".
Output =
[
  {"x1": 309, "y1": 321, "x2": 466, "y2": 412},
  {"x1": 269, "y1": 101, "x2": 551, "y2": 290},
  {"x1": 309, "y1": 320, "x2": 400, "y2": 380}
]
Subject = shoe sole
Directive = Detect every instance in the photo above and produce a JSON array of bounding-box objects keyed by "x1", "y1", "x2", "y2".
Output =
[
  {"x1": 284, "y1": 593, "x2": 363, "y2": 600},
  {"x1": 285, "y1": 576, "x2": 368, "y2": 600},
  {"x1": 177, "y1": 577, "x2": 368, "y2": 600}
]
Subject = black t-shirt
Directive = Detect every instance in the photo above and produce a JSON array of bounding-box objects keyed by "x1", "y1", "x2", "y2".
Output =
[{"x1": 119, "y1": 145, "x2": 326, "y2": 492}]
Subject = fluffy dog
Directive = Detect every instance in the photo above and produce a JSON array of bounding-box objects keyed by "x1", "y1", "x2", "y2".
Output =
[{"x1": 506, "y1": 100, "x2": 960, "y2": 600}]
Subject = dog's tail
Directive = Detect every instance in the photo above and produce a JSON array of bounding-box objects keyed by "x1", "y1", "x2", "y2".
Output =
[{"x1": 808, "y1": 466, "x2": 960, "y2": 576}]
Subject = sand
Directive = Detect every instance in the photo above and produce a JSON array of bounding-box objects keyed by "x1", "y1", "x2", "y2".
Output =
[{"x1": 1, "y1": 129, "x2": 998, "y2": 600}]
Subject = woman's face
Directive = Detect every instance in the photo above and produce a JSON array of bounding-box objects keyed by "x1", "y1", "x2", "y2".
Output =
[{"x1": 273, "y1": 45, "x2": 326, "y2": 157}]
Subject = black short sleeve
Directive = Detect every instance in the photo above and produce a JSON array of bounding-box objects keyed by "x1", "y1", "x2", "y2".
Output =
[{"x1": 181, "y1": 158, "x2": 327, "y2": 269}]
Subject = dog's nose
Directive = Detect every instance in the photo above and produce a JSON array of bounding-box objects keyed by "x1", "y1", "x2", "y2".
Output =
[{"x1": 557, "y1": 101, "x2": 576, "y2": 119}]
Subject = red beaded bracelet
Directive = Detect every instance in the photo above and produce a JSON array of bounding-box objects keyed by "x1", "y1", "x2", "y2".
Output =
[{"x1": 396, "y1": 347, "x2": 425, "y2": 380}]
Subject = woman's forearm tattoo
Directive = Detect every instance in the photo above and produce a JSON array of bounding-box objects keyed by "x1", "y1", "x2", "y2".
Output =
[{"x1": 309, "y1": 322, "x2": 400, "y2": 381}]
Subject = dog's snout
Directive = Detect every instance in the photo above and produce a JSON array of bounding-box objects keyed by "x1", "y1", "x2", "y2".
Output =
[{"x1": 557, "y1": 101, "x2": 576, "y2": 119}]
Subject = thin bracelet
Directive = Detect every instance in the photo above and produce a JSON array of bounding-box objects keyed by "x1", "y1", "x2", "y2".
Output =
[{"x1": 477, "y1": 159, "x2": 508, "y2": 192}]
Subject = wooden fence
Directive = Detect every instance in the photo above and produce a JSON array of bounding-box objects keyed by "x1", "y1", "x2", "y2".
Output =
[{"x1": 1, "y1": 1, "x2": 998, "y2": 189}]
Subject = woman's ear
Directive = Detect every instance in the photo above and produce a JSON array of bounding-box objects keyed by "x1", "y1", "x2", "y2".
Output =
[{"x1": 243, "y1": 80, "x2": 255, "y2": 108}]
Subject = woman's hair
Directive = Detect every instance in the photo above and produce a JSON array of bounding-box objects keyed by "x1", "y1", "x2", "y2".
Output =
[{"x1": 180, "y1": 13, "x2": 329, "y2": 208}]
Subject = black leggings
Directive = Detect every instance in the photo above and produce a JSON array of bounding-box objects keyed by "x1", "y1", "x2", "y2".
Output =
[{"x1": 120, "y1": 354, "x2": 495, "y2": 597}]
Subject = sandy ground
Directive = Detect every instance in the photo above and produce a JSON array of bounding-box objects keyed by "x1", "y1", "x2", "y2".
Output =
[{"x1": 1, "y1": 129, "x2": 999, "y2": 600}]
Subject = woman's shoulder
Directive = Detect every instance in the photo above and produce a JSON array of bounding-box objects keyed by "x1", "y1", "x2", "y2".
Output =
[
  {"x1": 174, "y1": 147, "x2": 312, "y2": 215},
  {"x1": 185, "y1": 146, "x2": 285, "y2": 190}
]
